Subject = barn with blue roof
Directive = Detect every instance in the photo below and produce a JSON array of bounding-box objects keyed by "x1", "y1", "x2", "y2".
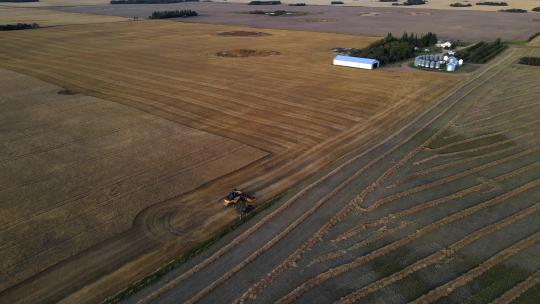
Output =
[{"x1": 333, "y1": 55, "x2": 380, "y2": 70}]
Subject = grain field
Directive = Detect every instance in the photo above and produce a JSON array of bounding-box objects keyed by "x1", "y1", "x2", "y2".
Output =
[{"x1": 0, "y1": 20, "x2": 455, "y2": 303}]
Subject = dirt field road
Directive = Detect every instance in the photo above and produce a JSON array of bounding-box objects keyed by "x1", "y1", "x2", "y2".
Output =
[{"x1": 129, "y1": 46, "x2": 540, "y2": 303}]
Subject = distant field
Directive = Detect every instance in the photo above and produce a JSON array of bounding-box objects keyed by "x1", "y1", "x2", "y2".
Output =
[
  {"x1": 54, "y1": 2, "x2": 540, "y2": 41},
  {"x1": 0, "y1": 0, "x2": 109, "y2": 7},
  {"x1": 0, "y1": 6, "x2": 126, "y2": 26},
  {"x1": 1, "y1": 0, "x2": 538, "y2": 11},
  {"x1": 0, "y1": 21, "x2": 456, "y2": 303},
  {"x1": 228, "y1": 0, "x2": 540, "y2": 11}
]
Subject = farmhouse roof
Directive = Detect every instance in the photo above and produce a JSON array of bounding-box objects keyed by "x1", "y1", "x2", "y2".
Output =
[{"x1": 334, "y1": 55, "x2": 379, "y2": 65}]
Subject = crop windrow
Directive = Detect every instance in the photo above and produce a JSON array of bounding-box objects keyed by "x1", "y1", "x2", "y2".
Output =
[
  {"x1": 458, "y1": 101, "x2": 540, "y2": 128},
  {"x1": 272, "y1": 179, "x2": 540, "y2": 304},
  {"x1": 333, "y1": 159, "x2": 540, "y2": 243},
  {"x1": 413, "y1": 132, "x2": 531, "y2": 166},
  {"x1": 410, "y1": 230, "x2": 540, "y2": 304},
  {"x1": 363, "y1": 148, "x2": 539, "y2": 212},
  {"x1": 310, "y1": 221, "x2": 410, "y2": 266},
  {"x1": 490, "y1": 270, "x2": 540, "y2": 304},
  {"x1": 390, "y1": 144, "x2": 518, "y2": 188},
  {"x1": 336, "y1": 203, "x2": 540, "y2": 303}
]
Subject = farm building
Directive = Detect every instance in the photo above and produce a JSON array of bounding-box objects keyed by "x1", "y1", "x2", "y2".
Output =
[{"x1": 333, "y1": 55, "x2": 380, "y2": 70}]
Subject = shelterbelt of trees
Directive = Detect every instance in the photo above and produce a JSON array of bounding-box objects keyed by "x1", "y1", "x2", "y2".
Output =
[
  {"x1": 519, "y1": 57, "x2": 540, "y2": 66},
  {"x1": 0, "y1": 0, "x2": 38, "y2": 2},
  {"x1": 149, "y1": 10, "x2": 198, "y2": 19},
  {"x1": 0, "y1": 23, "x2": 39, "y2": 31},
  {"x1": 111, "y1": 0, "x2": 198, "y2": 4},
  {"x1": 349, "y1": 32, "x2": 438, "y2": 65},
  {"x1": 456, "y1": 39, "x2": 507, "y2": 63}
]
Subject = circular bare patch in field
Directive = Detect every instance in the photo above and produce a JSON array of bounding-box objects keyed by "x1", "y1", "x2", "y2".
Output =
[
  {"x1": 216, "y1": 49, "x2": 281, "y2": 57},
  {"x1": 217, "y1": 31, "x2": 271, "y2": 37},
  {"x1": 410, "y1": 12, "x2": 431, "y2": 16},
  {"x1": 304, "y1": 18, "x2": 337, "y2": 23}
]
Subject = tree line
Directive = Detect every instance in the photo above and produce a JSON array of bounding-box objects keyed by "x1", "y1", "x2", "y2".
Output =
[
  {"x1": 450, "y1": 2, "x2": 472, "y2": 7},
  {"x1": 456, "y1": 39, "x2": 507, "y2": 63},
  {"x1": 0, "y1": 23, "x2": 39, "y2": 31},
  {"x1": 111, "y1": 0, "x2": 198, "y2": 4},
  {"x1": 248, "y1": 1, "x2": 281, "y2": 4},
  {"x1": 519, "y1": 57, "x2": 540, "y2": 66},
  {"x1": 349, "y1": 32, "x2": 438, "y2": 65},
  {"x1": 403, "y1": 0, "x2": 426, "y2": 5},
  {"x1": 476, "y1": 1, "x2": 507, "y2": 6},
  {"x1": 149, "y1": 10, "x2": 198, "y2": 18},
  {"x1": 0, "y1": 0, "x2": 38, "y2": 2},
  {"x1": 499, "y1": 8, "x2": 527, "y2": 13}
]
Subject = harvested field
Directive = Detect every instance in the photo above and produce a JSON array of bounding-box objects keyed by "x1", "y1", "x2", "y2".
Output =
[
  {"x1": 0, "y1": 67, "x2": 268, "y2": 298},
  {"x1": 0, "y1": 6, "x2": 126, "y2": 26},
  {"x1": 127, "y1": 46, "x2": 540, "y2": 304},
  {"x1": 53, "y1": 2, "x2": 540, "y2": 41},
  {"x1": 0, "y1": 20, "x2": 456, "y2": 303},
  {"x1": 215, "y1": 49, "x2": 281, "y2": 57},
  {"x1": 231, "y1": 0, "x2": 540, "y2": 11}
]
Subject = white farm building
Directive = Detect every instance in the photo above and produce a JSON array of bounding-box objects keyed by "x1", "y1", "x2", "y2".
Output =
[
  {"x1": 436, "y1": 41, "x2": 453, "y2": 48},
  {"x1": 333, "y1": 55, "x2": 380, "y2": 70}
]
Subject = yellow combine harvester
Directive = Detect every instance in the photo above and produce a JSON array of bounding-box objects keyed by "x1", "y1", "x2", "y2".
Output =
[{"x1": 223, "y1": 189, "x2": 255, "y2": 207}]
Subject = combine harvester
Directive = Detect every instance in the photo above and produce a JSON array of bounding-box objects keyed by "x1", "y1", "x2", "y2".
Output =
[{"x1": 223, "y1": 189, "x2": 255, "y2": 217}]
